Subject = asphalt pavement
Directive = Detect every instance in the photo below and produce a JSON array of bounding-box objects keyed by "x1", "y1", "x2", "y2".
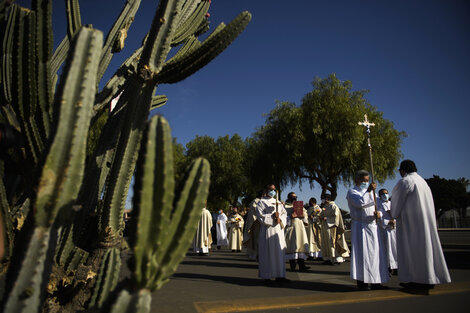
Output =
[{"x1": 142, "y1": 243, "x2": 470, "y2": 313}]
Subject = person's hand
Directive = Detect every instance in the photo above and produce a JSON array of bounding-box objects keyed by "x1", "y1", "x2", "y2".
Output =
[
  {"x1": 292, "y1": 211, "x2": 298, "y2": 218},
  {"x1": 374, "y1": 211, "x2": 382, "y2": 218},
  {"x1": 273, "y1": 212, "x2": 279, "y2": 219},
  {"x1": 367, "y1": 182, "x2": 377, "y2": 192},
  {"x1": 217, "y1": 220, "x2": 220, "y2": 225},
  {"x1": 389, "y1": 219, "x2": 395, "y2": 226}
]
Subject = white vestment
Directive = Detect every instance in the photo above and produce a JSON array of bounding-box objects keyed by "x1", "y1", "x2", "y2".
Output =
[
  {"x1": 346, "y1": 186, "x2": 390, "y2": 284},
  {"x1": 255, "y1": 196, "x2": 287, "y2": 279},
  {"x1": 391, "y1": 172, "x2": 451, "y2": 284},
  {"x1": 284, "y1": 203, "x2": 309, "y2": 260},
  {"x1": 192, "y1": 208, "x2": 213, "y2": 253},
  {"x1": 227, "y1": 213, "x2": 244, "y2": 250},
  {"x1": 377, "y1": 199, "x2": 398, "y2": 269},
  {"x1": 216, "y1": 213, "x2": 229, "y2": 247}
]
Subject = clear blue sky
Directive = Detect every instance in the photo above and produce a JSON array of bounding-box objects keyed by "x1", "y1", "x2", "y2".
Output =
[{"x1": 18, "y1": 0, "x2": 470, "y2": 211}]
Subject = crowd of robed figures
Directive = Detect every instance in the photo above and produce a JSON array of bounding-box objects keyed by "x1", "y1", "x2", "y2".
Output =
[{"x1": 192, "y1": 160, "x2": 451, "y2": 294}]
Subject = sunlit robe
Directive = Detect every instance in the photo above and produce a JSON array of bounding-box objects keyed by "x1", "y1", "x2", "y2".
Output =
[
  {"x1": 391, "y1": 172, "x2": 451, "y2": 284},
  {"x1": 216, "y1": 213, "x2": 229, "y2": 247},
  {"x1": 227, "y1": 213, "x2": 244, "y2": 250},
  {"x1": 347, "y1": 186, "x2": 389, "y2": 284},
  {"x1": 306, "y1": 205, "x2": 322, "y2": 257},
  {"x1": 377, "y1": 199, "x2": 398, "y2": 270},
  {"x1": 243, "y1": 198, "x2": 260, "y2": 260},
  {"x1": 255, "y1": 196, "x2": 287, "y2": 279},
  {"x1": 319, "y1": 201, "x2": 350, "y2": 263},
  {"x1": 192, "y1": 208, "x2": 213, "y2": 254},
  {"x1": 284, "y1": 203, "x2": 309, "y2": 260}
]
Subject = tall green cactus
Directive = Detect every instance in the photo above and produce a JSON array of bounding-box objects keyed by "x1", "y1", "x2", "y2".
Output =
[{"x1": 0, "y1": 0, "x2": 250, "y2": 312}]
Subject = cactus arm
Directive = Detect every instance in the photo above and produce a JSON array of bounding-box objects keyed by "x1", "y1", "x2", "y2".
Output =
[
  {"x1": 151, "y1": 157, "x2": 210, "y2": 289},
  {"x1": 156, "y1": 11, "x2": 251, "y2": 84},
  {"x1": 175, "y1": 0, "x2": 200, "y2": 29},
  {"x1": 138, "y1": 0, "x2": 184, "y2": 74},
  {"x1": 3, "y1": 227, "x2": 52, "y2": 313},
  {"x1": 171, "y1": 35, "x2": 200, "y2": 60},
  {"x1": 171, "y1": 0, "x2": 208, "y2": 46},
  {"x1": 32, "y1": 0, "x2": 53, "y2": 141},
  {"x1": 65, "y1": 0, "x2": 81, "y2": 39},
  {"x1": 98, "y1": 79, "x2": 153, "y2": 239},
  {"x1": 50, "y1": 36, "x2": 69, "y2": 82},
  {"x1": 131, "y1": 115, "x2": 174, "y2": 286},
  {"x1": 0, "y1": 160, "x2": 14, "y2": 261},
  {"x1": 110, "y1": 289, "x2": 151, "y2": 313},
  {"x1": 150, "y1": 95, "x2": 168, "y2": 110},
  {"x1": 1, "y1": 3, "x2": 18, "y2": 105},
  {"x1": 97, "y1": 0, "x2": 141, "y2": 83},
  {"x1": 35, "y1": 27, "x2": 103, "y2": 228},
  {"x1": 0, "y1": 103, "x2": 21, "y2": 132},
  {"x1": 89, "y1": 247, "x2": 122, "y2": 309},
  {"x1": 93, "y1": 46, "x2": 142, "y2": 118}
]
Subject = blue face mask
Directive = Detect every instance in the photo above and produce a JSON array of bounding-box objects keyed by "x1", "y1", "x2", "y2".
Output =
[
  {"x1": 380, "y1": 194, "x2": 389, "y2": 202},
  {"x1": 360, "y1": 182, "x2": 368, "y2": 190},
  {"x1": 268, "y1": 190, "x2": 276, "y2": 198}
]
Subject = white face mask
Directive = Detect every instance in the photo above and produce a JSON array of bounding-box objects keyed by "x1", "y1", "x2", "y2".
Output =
[{"x1": 380, "y1": 194, "x2": 389, "y2": 202}]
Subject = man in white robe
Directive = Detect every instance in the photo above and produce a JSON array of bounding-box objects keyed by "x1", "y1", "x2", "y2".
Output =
[
  {"x1": 306, "y1": 197, "x2": 322, "y2": 259},
  {"x1": 192, "y1": 206, "x2": 213, "y2": 255},
  {"x1": 243, "y1": 193, "x2": 262, "y2": 260},
  {"x1": 227, "y1": 207, "x2": 244, "y2": 252},
  {"x1": 391, "y1": 160, "x2": 451, "y2": 293},
  {"x1": 377, "y1": 189, "x2": 398, "y2": 274},
  {"x1": 319, "y1": 194, "x2": 349, "y2": 265},
  {"x1": 216, "y1": 209, "x2": 229, "y2": 249},
  {"x1": 284, "y1": 192, "x2": 310, "y2": 271},
  {"x1": 346, "y1": 170, "x2": 390, "y2": 290},
  {"x1": 255, "y1": 184, "x2": 288, "y2": 283}
]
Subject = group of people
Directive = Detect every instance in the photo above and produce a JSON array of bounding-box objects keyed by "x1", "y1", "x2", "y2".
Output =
[{"x1": 192, "y1": 159, "x2": 451, "y2": 294}]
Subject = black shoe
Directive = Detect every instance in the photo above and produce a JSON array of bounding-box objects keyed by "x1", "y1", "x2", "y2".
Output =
[
  {"x1": 237, "y1": 250, "x2": 241, "y2": 252},
  {"x1": 217, "y1": 246, "x2": 221, "y2": 250},
  {"x1": 391, "y1": 269, "x2": 398, "y2": 276},
  {"x1": 289, "y1": 260, "x2": 297, "y2": 272},
  {"x1": 322, "y1": 260, "x2": 333, "y2": 265},
  {"x1": 357, "y1": 280, "x2": 370, "y2": 291},
  {"x1": 275, "y1": 277, "x2": 290, "y2": 284},
  {"x1": 297, "y1": 259, "x2": 310, "y2": 271},
  {"x1": 371, "y1": 284, "x2": 388, "y2": 290}
]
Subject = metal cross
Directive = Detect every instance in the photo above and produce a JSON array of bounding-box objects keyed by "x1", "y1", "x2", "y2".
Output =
[{"x1": 358, "y1": 114, "x2": 375, "y2": 134}]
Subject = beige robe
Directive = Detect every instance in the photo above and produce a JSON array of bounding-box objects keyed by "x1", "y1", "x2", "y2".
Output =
[
  {"x1": 284, "y1": 204, "x2": 309, "y2": 257},
  {"x1": 192, "y1": 208, "x2": 213, "y2": 253},
  {"x1": 243, "y1": 198, "x2": 260, "y2": 259},
  {"x1": 320, "y1": 201, "x2": 349, "y2": 262},
  {"x1": 306, "y1": 205, "x2": 322, "y2": 255},
  {"x1": 227, "y1": 213, "x2": 244, "y2": 250}
]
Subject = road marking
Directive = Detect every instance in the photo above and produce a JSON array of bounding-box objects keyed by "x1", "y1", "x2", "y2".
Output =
[{"x1": 194, "y1": 281, "x2": 470, "y2": 313}]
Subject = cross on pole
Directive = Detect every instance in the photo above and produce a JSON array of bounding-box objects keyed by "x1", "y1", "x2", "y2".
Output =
[{"x1": 358, "y1": 114, "x2": 379, "y2": 221}]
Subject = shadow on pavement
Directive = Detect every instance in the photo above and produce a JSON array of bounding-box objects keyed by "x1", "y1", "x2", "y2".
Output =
[{"x1": 171, "y1": 272, "x2": 358, "y2": 292}]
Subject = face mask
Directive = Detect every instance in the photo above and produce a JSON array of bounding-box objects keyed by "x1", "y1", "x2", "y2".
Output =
[
  {"x1": 380, "y1": 194, "x2": 389, "y2": 202},
  {"x1": 360, "y1": 182, "x2": 368, "y2": 190},
  {"x1": 268, "y1": 190, "x2": 276, "y2": 198},
  {"x1": 219, "y1": 210, "x2": 223, "y2": 214}
]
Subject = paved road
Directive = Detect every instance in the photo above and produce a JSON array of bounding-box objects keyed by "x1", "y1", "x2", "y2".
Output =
[{"x1": 141, "y1": 245, "x2": 470, "y2": 313}]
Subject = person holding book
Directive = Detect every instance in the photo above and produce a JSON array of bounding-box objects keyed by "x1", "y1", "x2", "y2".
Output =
[
  {"x1": 284, "y1": 192, "x2": 310, "y2": 271},
  {"x1": 319, "y1": 193, "x2": 349, "y2": 265}
]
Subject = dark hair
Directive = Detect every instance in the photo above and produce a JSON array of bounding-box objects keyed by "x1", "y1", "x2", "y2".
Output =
[
  {"x1": 322, "y1": 193, "x2": 332, "y2": 200},
  {"x1": 309, "y1": 197, "x2": 317, "y2": 205},
  {"x1": 378, "y1": 188, "x2": 388, "y2": 196},
  {"x1": 399, "y1": 160, "x2": 417, "y2": 173},
  {"x1": 355, "y1": 170, "x2": 369, "y2": 182}
]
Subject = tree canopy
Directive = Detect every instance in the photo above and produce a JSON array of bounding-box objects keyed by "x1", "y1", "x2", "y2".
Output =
[
  {"x1": 425, "y1": 175, "x2": 470, "y2": 217},
  {"x1": 248, "y1": 74, "x2": 406, "y2": 199}
]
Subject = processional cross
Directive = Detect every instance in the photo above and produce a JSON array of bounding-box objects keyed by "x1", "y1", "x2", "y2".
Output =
[{"x1": 358, "y1": 114, "x2": 379, "y2": 220}]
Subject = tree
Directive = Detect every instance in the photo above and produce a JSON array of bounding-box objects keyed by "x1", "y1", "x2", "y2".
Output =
[
  {"x1": 249, "y1": 74, "x2": 406, "y2": 200},
  {"x1": 425, "y1": 175, "x2": 470, "y2": 218},
  {"x1": 185, "y1": 134, "x2": 249, "y2": 210}
]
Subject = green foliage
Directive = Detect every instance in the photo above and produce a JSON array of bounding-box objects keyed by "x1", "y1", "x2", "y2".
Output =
[
  {"x1": 249, "y1": 74, "x2": 406, "y2": 200},
  {"x1": 0, "y1": 0, "x2": 250, "y2": 312},
  {"x1": 185, "y1": 134, "x2": 249, "y2": 210},
  {"x1": 425, "y1": 175, "x2": 470, "y2": 217}
]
